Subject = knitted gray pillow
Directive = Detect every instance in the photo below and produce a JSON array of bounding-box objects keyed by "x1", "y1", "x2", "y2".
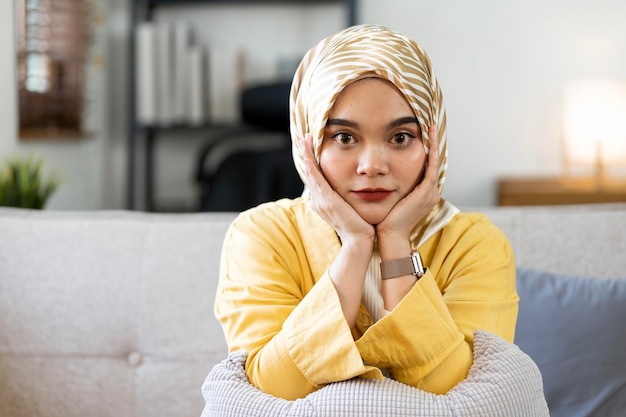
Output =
[{"x1": 201, "y1": 330, "x2": 548, "y2": 417}]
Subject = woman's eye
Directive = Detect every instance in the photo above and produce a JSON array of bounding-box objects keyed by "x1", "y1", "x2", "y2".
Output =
[
  {"x1": 390, "y1": 132, "x2": 416, "y2": 147},
  {"x1": 332, "y1": 132, "x2": 356, "y2": 145}
]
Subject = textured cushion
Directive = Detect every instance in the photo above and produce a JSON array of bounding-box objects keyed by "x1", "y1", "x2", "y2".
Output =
[
  {"x1": 515, "y1": 268, "x2": 626, "y2": 417},
  {"x1": 201, "y1": 330, "x2": 548, "y2": 417}
]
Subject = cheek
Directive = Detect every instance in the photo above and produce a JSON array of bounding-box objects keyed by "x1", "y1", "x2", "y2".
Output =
[
  {"x1": 416, "y1": 150, "x2": 428, "y2": 176},
  {"x1": 400, "y1": 148, "x2": 428, "y2": 186}
]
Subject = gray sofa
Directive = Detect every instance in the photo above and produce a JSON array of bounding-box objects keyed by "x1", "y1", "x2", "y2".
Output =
[{"x1": 1, "y1": 204, "x2": 625, "y2": 417}]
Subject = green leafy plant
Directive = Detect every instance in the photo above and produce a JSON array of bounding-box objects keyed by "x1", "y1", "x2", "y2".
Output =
[{"x1": 0, "y1": 156, "x2": 60, "y2": 209}]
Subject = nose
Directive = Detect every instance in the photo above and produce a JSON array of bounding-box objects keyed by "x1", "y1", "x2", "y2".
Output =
[{"x1": 356, "y1": 144, "x2": 389, "y2": 177}]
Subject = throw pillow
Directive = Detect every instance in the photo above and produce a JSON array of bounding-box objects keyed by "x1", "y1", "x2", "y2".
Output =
[
  {"x1": 201, "y1": 330, "x2": 548, "y2": 417},
  {"x1": 515, "y1": 268, "x2": 626, "y2": 417}
]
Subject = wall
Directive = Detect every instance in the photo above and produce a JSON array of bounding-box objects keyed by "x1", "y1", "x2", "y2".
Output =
[
  {"x1": 1, "y1": 0, "x2": 625, "y2": 210},
  {"x1": 0, "y1": 2, "x2": 17, "y2": 158}
]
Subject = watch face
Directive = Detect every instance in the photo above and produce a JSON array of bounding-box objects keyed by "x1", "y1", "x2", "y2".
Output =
[{"x1": 411, "y1": 252, "x2": 425, "y2": 276}]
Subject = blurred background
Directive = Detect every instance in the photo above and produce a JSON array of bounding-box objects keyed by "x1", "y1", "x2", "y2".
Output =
[{"x1": 1, "y1": 0, "x2": 625, "y2": 212}]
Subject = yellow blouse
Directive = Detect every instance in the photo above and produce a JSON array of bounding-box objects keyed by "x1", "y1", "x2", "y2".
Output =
[{"x1": 214, "y1": 197, "x2": 518, "y2": 400}]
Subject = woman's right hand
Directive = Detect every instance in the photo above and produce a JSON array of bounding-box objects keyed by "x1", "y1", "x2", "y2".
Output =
[
  {"x1": 302, "y1": 133, "x2": 375, "y2": 328},
  {"x1": 302, "y1": 134, "x2": 375, "y2": 246}
]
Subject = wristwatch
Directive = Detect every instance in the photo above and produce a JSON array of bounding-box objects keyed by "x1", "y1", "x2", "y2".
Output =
[{"x1": 380, "y1": 251, "x2": 427, "y2": 280}]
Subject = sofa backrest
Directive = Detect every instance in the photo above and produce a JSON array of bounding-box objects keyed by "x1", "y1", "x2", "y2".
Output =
[
  {"x1": 1, "y1": 203, "x2": 625, "y2": 417},
  {"x1": 0, "y1": 209, "x2": 237, "y2": 417},
  {"x1": 475, "y1": 203, "x2": 626, "y2": 278}
]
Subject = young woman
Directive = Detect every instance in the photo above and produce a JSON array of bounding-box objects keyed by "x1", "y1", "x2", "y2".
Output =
[{"x1": 214, "y1": 24, "x2": 518, "y2": 401}]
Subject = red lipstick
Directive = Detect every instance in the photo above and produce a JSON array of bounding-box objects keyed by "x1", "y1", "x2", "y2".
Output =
[{"x1": 353, "y1": 188, "x2": 392, "y2": 201}]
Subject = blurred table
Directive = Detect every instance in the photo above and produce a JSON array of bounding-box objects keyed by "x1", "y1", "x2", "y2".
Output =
[{"x1": 497, "y1": 176, "x2": 626, "y2": 206}]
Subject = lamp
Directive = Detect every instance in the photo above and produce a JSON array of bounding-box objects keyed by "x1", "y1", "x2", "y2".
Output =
[{"x1": 563, "y1": 79, "x2": 626, "y2": 185}]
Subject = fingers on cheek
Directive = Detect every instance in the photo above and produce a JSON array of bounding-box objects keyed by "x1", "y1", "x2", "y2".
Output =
[
  {"x1": 304, "y1": 159, "x2": 316, "y2": 180},
  {"x1": 430, "y1": 169, "x2": 439, "y2": 187},
  {"x1": 430, "y1": 140, "x2": 439, "y2": 160},
  {"x1": 431, "y1": 178, "x2": 441, "y2": 202},
  {"x1": 308, "y1": 166, "x2": 323, "y2": 190}
]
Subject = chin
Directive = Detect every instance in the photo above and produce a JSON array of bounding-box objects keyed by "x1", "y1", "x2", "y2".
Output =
[{"x1": 357, "y1": 209, "x2": 389, "y2": 226}]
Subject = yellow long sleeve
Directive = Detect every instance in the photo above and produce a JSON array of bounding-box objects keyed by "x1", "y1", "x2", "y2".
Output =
[{"x1": 214, "y1": 198, "x2": 518, "y2": 400}]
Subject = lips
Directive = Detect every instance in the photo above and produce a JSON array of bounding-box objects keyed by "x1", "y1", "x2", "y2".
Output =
[{"x1": 353, "y1": 188, "x2": 393, "y2": 201}]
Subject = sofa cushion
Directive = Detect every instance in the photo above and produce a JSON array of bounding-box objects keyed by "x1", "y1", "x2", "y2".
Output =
[
  {"x1": 201, "y1": 330, "x2": 548, "y2": 417},
  {"x1": 515, "y1": 268, "x2": 626, "y2": 417}
]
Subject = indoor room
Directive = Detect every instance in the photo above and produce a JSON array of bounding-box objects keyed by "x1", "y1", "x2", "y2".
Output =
[
  {"x1": 1, "y1": 1, "x2": 625, "y2": 417},
  {"x1": 1, "y1": 0, "x2": 626, "y2": 210}
]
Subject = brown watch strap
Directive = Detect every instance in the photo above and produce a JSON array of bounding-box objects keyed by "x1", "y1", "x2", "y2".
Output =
[{"x1": 380, "y1": 252, "x2": 426, "y2": 280}]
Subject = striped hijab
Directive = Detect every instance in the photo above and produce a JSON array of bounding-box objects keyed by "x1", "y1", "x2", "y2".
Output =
[{"x1": 289, "y1": 24, "x2": 458, "y2": 247}]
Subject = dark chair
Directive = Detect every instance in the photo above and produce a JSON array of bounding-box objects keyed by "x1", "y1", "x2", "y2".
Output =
[{"x1": 195, "y1": 81, "x2": 303, "y2": 211}]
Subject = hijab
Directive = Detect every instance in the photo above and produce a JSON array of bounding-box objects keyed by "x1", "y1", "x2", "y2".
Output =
[{"x1": 289, "y1": 24, "x2": 458, "y2": 248}]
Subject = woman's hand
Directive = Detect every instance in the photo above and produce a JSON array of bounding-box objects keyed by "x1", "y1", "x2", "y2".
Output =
[
  {"x1": 376, "y1": 125, "x2": 441, "y2": 244},
  {"x1": 302, "y1": 133, "x2": 374, "y2": 328},
  {"x1": 377, "y1": 126, "x2": 441, "y2": 311},
  {"x1": 302, "y1": 134, "x2": 375, "y2": 246}
]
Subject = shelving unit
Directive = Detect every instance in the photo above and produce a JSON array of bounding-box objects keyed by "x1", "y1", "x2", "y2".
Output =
[{"x1": 127, "y1": 0, "x2": 357, "y2": 211}]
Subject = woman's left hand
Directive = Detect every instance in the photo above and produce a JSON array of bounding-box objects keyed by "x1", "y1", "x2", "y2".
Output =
[
  {"x1": 377, "y1": 125, "x2": 441, "y2": 310},
  {"x1": 376, "y1": 125, "x2": 441, "y2": 244}
]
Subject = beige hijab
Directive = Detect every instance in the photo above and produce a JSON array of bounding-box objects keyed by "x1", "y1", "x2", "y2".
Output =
[{"x1": 289, "y1": 24, "x2": 458, "y2": 247}]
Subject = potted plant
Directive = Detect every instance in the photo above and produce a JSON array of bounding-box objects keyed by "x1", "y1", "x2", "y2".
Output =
[{"x1": 0, "y1": 155, "x2": 60, "y2": 209}]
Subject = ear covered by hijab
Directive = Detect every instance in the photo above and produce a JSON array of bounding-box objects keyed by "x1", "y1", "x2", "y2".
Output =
[
  {"x1": 289, "y1": 24, "x2": 448, "y2": 193},
  {"x1": 289, "y1": 24, "x2": 458, "y2": 246}
]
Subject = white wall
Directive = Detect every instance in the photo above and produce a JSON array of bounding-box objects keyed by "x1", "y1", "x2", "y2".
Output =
[
  {"x1": 1, "y1": 0, "x2": 625, "y2": 210},
  {"x1": 359, "y1": 0, "x2": 626, "y2": 205},
  {"x1": 0, "y1": 2, "x2": 17, "y2": 154}
]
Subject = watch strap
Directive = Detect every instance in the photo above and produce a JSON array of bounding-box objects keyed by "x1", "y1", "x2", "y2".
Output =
[{"x1": 380, "y1": 252, "x2": 426, "y2": 280}]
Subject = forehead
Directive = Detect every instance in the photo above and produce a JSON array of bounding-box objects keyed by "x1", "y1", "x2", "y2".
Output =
[{"x1": 329, "y1": 77, "x2": 414, "y2": 118}]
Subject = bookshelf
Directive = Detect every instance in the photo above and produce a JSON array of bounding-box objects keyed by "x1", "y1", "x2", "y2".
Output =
[{"x1": 127, "y1": 0, "x2": 357, "y2": 211}]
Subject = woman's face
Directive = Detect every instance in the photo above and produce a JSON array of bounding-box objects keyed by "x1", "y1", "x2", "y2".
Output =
[{"x1": 319, "y1": 77, "x2": 427, "y2": 225}]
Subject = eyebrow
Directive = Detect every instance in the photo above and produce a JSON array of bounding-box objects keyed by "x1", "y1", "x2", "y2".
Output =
[
  {"x1": 326, "y1": 118, "x2": 359, "y2": 128},
  {"x1": 387, "y1": 116, "x2": 419, "y2": 129},
  {"x1": 326, "y1": 116, "x2": 419, "y2": 130}
]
